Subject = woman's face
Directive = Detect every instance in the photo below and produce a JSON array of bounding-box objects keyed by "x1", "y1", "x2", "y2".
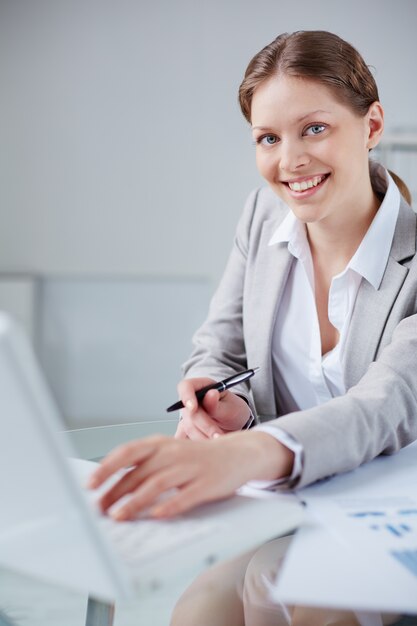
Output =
[{"x1": 251, "y1": 74, "x2": 383, "y2": 228}]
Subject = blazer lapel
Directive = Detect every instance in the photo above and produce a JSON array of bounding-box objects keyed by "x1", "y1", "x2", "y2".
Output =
[
  {"x1": 246, "y1": 221, "x2": 293, "y2": 415},
  {"x1": 344, "y1": 199, "x2": 416, "y2": 389}
]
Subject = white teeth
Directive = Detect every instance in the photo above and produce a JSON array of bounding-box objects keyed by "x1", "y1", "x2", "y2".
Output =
[{"x1": 288, "y1": 175, "x2": 325, "y2": 192}]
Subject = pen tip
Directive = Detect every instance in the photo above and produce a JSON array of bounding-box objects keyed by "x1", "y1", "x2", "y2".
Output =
[{"x1": 253, "y1": 366, "x2": 260, "y2": 372}]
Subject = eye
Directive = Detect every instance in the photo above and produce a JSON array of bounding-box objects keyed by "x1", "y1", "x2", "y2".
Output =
[
  {"x1": 254, "y1": 134, "x2": 279, "y2": 146},
  {"x1": 304, "y1": 124, "x2": 326, "y2": 136}
]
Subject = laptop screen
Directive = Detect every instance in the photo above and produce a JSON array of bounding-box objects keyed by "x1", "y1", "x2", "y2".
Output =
[{"x1": 0, "y1": 312, "x2": 131, "y2": 599}]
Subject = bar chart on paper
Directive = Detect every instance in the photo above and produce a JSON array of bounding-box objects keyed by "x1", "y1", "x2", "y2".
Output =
[
  {"x1": 343, "y1": 499, "x2": 417, "y2": 579},
  {"x1": 274, "y1": 443, "x2": 417, "y2": 613},
  {"x1": 348, "y1": 503, "x2": 417, "y2": 538},
  {"x1": 391, "y1": 549, "x2": 417, "y2": 578}
]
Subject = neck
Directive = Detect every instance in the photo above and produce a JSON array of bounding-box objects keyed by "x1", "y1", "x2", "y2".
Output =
[{"x1": 306, "y1": 184, "x2": 381, "y2": 272}]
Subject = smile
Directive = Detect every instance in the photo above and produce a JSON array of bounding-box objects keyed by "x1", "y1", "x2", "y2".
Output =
[{"x1": 286, "y1": 174, "x2": 329, "y2": 192}]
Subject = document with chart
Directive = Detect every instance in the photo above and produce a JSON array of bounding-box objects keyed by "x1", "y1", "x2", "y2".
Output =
[
  {"x1": 309, "y1": 493, "x2": 417, "y2": 581},
  {"x1": 272, "y1": 441, "x2": 417, "y2": 613}
]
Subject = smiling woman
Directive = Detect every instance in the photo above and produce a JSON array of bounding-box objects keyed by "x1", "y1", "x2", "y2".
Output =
[{"x1": 90, "y1": 30, "x2": 417, "y2": 626}]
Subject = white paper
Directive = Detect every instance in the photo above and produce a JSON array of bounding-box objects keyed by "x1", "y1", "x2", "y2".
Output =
[{"x1": 272, "y1": 441, "x2": 417, "y2": 614}]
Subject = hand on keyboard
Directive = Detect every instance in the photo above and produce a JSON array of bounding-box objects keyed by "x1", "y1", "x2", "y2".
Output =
[{"x1": 87, "y1": 431, "x2": 294, "y2": 520}]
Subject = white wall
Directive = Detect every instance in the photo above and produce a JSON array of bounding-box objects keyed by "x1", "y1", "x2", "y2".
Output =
[
  {"x1": 35, "y1": 277, "x2": 211, "y2": 426},
  {"x1": 1, "y1": 0, "x2": 416, "y2": 284},
  {"x1": 1, "y1": 0, "x2": 416, "y2": 425}
]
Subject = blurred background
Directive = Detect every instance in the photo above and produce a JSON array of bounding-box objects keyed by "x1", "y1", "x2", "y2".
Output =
[{"x1": 0, "y1": 0, "x2": 416, "y2": 427}]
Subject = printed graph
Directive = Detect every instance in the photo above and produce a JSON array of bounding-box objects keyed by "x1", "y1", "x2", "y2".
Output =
[
  {"x1": 369, "y1": 523, "x2": 413, "y2": 538},
  {"x1": 391, "y1": 549, "x2": 417, "y2": 579},
  {"x1": 348, "y1": 509, "x2": 417, "y2": 539}
]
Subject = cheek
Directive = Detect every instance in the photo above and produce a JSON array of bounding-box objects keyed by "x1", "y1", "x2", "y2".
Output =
[
  {"x1": 311, "y1": 141, "x2": 335, "y2": 164},
  {"x1": 256, "y1": 152, "x2": 276, "y2": 182},
  {"x1": 321, "y1": 131, "x2": 366, "y2": 169}
]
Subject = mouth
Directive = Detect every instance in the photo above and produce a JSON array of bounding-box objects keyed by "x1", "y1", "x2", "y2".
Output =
[{"x1": 283, "y1": 173, "x2": 330, "y2": 195}]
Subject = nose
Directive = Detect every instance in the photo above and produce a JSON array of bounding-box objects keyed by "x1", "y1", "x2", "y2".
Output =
[{"x1": 279, "y1": 138, "x2": 309, "y2": 174}]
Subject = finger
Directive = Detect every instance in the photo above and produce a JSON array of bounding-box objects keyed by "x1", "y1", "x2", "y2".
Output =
[
  {"x1": 100, "y1": 437, "x2": 197, "y2": 510},
  {"x1": 174, "y1": 421, "x2": 189, "y2": 439},
  {"x1": 176, "y1": 380, "x2": 198, "y2": 413},
  {"x1": 151, "y1": 481, "x2": 227, "y2": 519},
  {"x1": 201, "y1": 388, "x2": 221, "y2": 415},
  {"x1": 205, "y1": 391, "x2": 251, "y2": 431},
  {"x1": 109, "y1": 467, "x2": 192, "y2": 521},
  {"x1": 187, "y1": 392, "x2": 225, "y2": 438},
  {"x1": 98, "y1": 465, "x2": 145, "y2": 512},
  {"x1": 181, "y1": 410, "x2": 225, "y2": 440},
  {"x1": 180, "y1": 416, "x2": 211, "y2": 440},
  {"x1": 88, "y1": 436, "x2": 165, "y2": 489},
  {"x1": 177, "y1": 378, "x2": 215, "y2": 414}
]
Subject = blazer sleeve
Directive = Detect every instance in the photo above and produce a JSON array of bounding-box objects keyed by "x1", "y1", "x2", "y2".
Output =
[
  {"x1": 181, "y1": 189, "x2": 260, "y2": 413},
  {"x1": 268, "y1": 313, "x2": 417, "y2": 488}
]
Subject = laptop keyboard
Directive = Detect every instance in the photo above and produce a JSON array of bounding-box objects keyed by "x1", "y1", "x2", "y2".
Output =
[
  {"x1": 99, "y1": 513, "x2": 222, "y2": 566},
  {"x1": 71, "y1": 458, "x2": 224, "y2": 568}
]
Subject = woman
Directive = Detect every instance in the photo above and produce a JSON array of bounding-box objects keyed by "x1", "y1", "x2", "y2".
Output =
[{"x1": 89, "y1": 31, "x2": 417, "y2": 625}]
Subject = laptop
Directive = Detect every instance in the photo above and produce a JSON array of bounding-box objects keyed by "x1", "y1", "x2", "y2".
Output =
[{"x1": 0, "y1": 312, "x2": 303, "y2": 602}]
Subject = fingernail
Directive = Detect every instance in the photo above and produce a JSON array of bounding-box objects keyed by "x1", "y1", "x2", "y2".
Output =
[
  {"x1": 111, "y1": 507, "x2": 127, "y2": 521},
  {"x1": 150, "y1": 505, "x2": 164, "y2": 518},
  {"x1": 212, "y1": 432, "x2": 220, "y2": 439},
  {"x1": 185, "y1": 400, "x2": 195, "y2": 410}
]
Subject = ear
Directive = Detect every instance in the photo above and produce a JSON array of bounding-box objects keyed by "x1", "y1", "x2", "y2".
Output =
[{"x1": 366, "y1": 101, "x2": 384, "y2": 150}]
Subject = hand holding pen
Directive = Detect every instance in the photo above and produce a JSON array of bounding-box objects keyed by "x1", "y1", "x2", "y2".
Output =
[
  {"x1": 170, "y1": 368, "x2": 259, "y2": 440},
  {"x1": 166, "y1": 367, "x2": 259, "y2": 412}
]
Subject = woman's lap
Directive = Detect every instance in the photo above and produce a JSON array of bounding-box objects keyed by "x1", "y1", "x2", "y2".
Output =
[{"x1": 170, "y1": 535, "x2": 401, "y2": 626}]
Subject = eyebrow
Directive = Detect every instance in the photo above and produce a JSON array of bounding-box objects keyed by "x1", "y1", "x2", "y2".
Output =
[{"x1": 252, "y1": 109, "x2": 331, "y2": 131}]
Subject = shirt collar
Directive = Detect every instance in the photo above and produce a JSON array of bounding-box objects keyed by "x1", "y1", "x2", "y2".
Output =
[
  {"x1": 268, "y1": 209, "x2": 308, "y2": 260},
  {"x1": 268, "y1": 162, "x2": 400, "y2": 289}
]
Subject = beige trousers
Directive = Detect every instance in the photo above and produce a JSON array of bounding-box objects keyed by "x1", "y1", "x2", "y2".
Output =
[{"x1": 170, "y1": 536, "x2": 401, "y2": 626}]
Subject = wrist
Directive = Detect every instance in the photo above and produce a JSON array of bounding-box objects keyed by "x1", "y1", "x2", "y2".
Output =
[
  {"x1": 232, "y1": 393, "x2": 254, "y2": 429},
  {"x1": 247, "y1": 431, "x2": 295, "y2": 481}
]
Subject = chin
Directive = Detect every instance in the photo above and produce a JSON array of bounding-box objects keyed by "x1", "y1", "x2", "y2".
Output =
[{"x1": 290, "y1": 207, "x2": 326, "y2": 224}]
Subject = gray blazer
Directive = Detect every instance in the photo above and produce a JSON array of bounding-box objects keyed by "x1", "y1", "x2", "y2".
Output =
[{"x1": 183, "y1": 183, "x2": 417, "y2": 488}]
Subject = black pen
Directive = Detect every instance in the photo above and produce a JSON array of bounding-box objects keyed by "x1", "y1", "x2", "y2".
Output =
[{"x1": 166, "y1": 367, "x2": 259, "y2": 413}]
